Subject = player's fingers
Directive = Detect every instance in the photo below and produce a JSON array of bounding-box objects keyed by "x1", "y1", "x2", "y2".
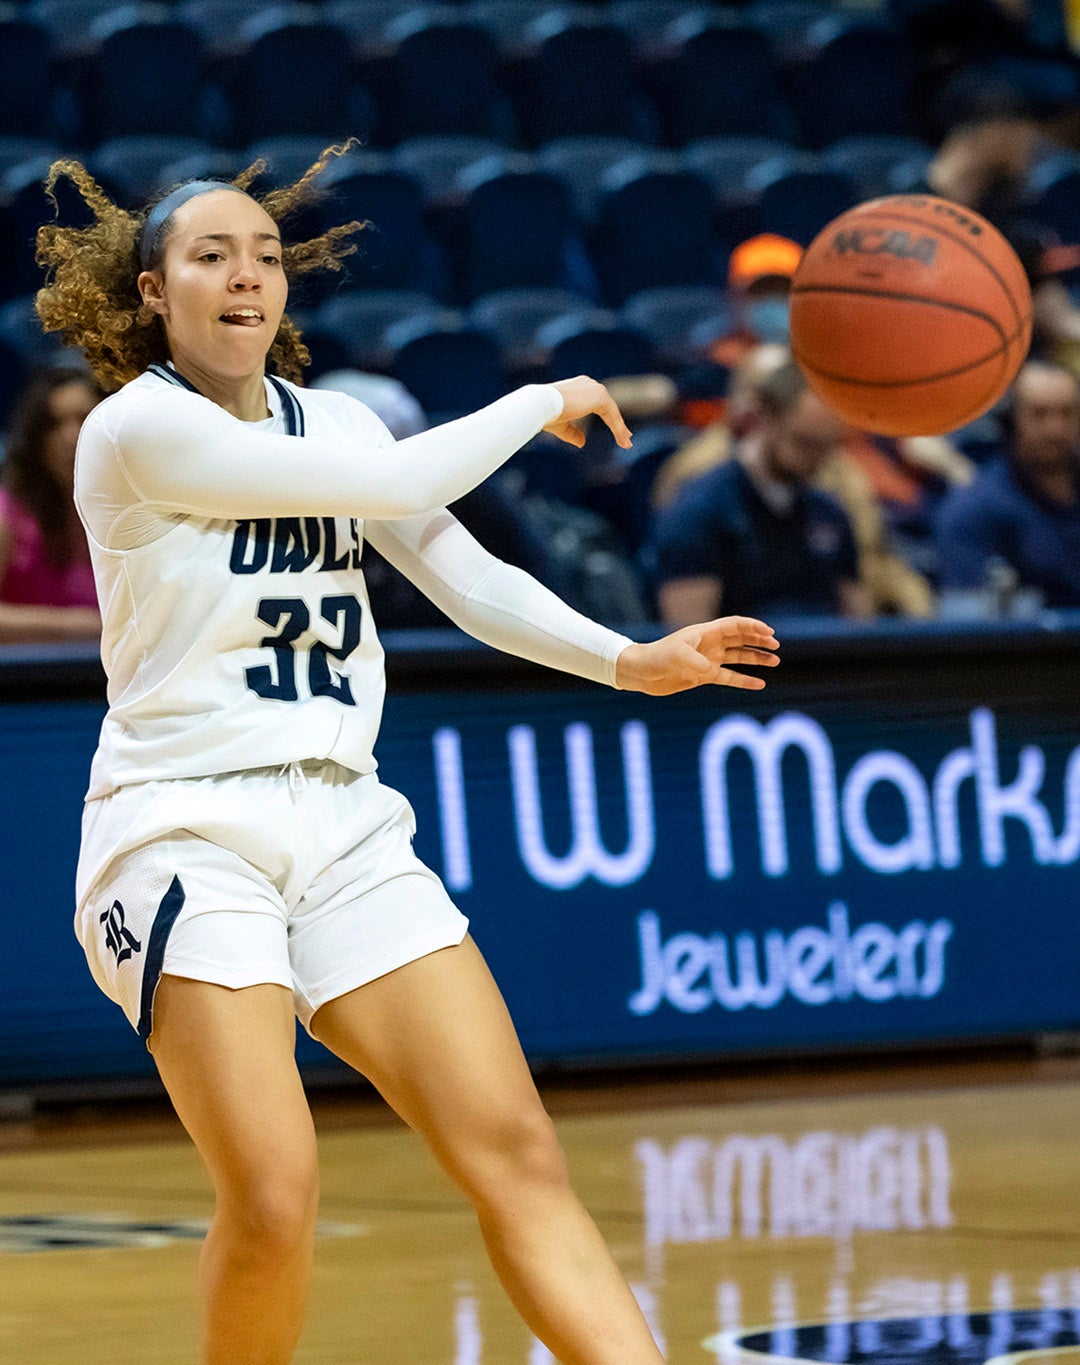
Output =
[
  {"x1": 722, "y1": 647, "x2": 781, "y2": 667},
  {"x1": 713, "y1": 668, "x2": 768, "y2": 690},
  {"x1": 699, "y1": 615, "x2": 779, "y2": 646},
  {"x1": 546, "y1": 419, "x2": 586, "y2": 448},
  {"x1": 592, "y1": 392, "x2": 633, "y2": 449}
]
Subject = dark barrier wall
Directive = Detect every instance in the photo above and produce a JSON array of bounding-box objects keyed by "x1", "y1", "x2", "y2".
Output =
[{"x1": 3, "y1": 617, "x2": 1080, "y2": 1089}]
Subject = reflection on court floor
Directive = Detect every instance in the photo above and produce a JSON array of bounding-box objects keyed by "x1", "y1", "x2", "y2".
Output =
[{"x1": 2, "y1": 1068, "x2": 1079, "y2": 1364}]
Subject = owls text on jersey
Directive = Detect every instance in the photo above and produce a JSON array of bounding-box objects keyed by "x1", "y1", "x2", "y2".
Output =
[{"x1": 75, "y1": 367, "x2": 632, "y2": 801}]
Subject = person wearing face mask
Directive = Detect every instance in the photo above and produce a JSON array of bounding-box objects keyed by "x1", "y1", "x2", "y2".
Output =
[
  {"x1": 0, "y1": 364, "x2": 103, "y2": 641},
  {"x1": 709, "y1": 233, "x2": 801, "y2": 365}
]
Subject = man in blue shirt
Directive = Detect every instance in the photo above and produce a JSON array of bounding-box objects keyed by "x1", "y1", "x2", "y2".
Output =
[
  {"x1": 651, "y1": 360, "x2": 871, "y2": 625},
  {"x1": 935, "y1": 360, "x2": 1080, "y2": 607}
]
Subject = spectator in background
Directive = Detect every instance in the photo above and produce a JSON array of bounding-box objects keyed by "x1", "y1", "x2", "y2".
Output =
[
  {"x1": 936, "y1": 359, "x2": 1080, "y2": 607},
  {"x1": 710, "y1": 233, "x2": 802, "y2": 367},
  {"x1": 652, "y1": 344, "x2": 936, "y2": 618},
  {"x1": 650, "y1": 359, "x2": 872, "y2": 626},
  {"x1": 0, "y1": 365, "x2": 102, "y2": 642},
  {"x1": 1004, "y1": 221, "x2": 1080, "y2": 372}
]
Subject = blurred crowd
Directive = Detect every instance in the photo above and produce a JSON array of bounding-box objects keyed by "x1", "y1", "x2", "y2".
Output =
[{"x1": 4, "y1": 0, "x2": 1080, "y2": 641}]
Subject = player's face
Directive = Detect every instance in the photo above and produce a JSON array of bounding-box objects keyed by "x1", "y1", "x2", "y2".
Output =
[
  {"x1": 42, "y1": 380, "x2": 99, "y2": 487},
  {"x1": 1013, "y1": 370, "x2": 1080, "y2": 472},
  {"x1": 768, "y1": 390, "x2": 844, "y2": 483},
  {"x1": 141, "y1": 190, "x2": 288, "y2": 382}
]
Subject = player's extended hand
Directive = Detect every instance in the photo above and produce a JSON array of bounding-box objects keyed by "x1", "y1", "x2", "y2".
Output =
[
  {"x1": 615, "y1": 617, "x2": 780, "y2": 696},
  {"x1": 546, "y1": 375, "x2": 633, "y2": 449}
]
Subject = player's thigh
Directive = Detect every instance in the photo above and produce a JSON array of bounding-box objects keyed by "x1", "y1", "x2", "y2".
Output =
[
  {"x1": 152, "y1": 977, "x2": 318, "y2": 1202},
  {"x1": 310, "y1": 937, "x2": 560, "y2": 1190}
]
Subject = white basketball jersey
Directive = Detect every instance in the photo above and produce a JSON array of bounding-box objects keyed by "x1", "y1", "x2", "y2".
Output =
[
  {"x1": 78, "y1": 367, "x2": 397, "y2": 797},
  {"x1": 75, "y1": 366, "x2": 629, "y2": 803}
]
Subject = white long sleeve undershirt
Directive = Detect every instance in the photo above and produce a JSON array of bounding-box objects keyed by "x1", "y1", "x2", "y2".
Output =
[
  {"x1": 368, "y1": 510, "x2": 632, "y2": 688},
  {"x1": 83, "y1": 380, "x2": 566, "y2": 531}
]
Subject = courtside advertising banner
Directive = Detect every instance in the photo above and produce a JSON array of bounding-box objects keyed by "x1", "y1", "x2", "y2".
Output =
[{"x1": 1, "y1": 631, "x2": 1078, "y2": 1084}]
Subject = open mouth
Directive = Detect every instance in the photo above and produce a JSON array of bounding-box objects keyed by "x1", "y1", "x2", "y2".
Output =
[{"x1": 220, "y1": 308, "x2": 264, "y2": 326}]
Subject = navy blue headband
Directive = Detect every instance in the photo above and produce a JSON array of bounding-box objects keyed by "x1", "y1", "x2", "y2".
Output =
[{"x1": 139, "y1": 180, "x2": 246, "y2": 271}]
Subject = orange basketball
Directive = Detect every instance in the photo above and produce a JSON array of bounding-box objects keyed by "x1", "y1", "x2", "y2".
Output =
[{"x1": 788, "y1": 194, "x2": 1032, "y2": 437}]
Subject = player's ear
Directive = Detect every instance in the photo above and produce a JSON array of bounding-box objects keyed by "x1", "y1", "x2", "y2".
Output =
[{"x1": 137, "y1": 270, "x2": 167, "y2": 316}]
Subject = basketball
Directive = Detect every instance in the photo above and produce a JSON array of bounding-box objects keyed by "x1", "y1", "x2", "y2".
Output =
[{"x1": 788, "y1": 194, "x2": 1032, "y2": 437}]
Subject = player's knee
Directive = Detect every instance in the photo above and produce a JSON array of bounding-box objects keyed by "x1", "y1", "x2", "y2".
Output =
[
  {"x1": 455, "y1": 1107, "x2": 569, "y2": 1208},
  {"x1": 219, "y1": 1166, "x2": 320, "y2": 1259}
]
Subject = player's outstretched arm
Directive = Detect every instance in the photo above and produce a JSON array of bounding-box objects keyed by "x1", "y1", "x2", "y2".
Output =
[{"x1": 615, "y1": 617, "x2": 779, "y2": 696}]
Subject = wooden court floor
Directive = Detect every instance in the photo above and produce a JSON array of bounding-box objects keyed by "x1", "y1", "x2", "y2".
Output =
[{"x1": 2, "y1": 1050, "x2": 1080, "y2": 1365}]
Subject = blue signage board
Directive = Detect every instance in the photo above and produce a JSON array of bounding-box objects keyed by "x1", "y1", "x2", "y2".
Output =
[{"x1": 1, "y1": 628, "x2": 1079, "y2": 1087}]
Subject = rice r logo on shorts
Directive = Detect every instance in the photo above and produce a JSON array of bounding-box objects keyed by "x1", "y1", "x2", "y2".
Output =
[{"x1": 100, "y1": 900, "x2": 142, "y2": 965}]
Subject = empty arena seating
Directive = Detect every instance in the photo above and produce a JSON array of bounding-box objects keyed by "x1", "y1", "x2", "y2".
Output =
[{"x1": 0, "y1": 0, "x2": 1077, "y2": 431}]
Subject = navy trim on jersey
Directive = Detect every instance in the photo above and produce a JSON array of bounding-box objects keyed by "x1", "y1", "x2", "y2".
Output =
[
  {"x1": 137, "y1": 875, "x2": 186, "y2": 1039},
  {"x1": 146, "y1": 364, "x2": 305, "y2": 437},
  {"x1": 268, "y1": 375, "x2": 305, "y2": 436}
]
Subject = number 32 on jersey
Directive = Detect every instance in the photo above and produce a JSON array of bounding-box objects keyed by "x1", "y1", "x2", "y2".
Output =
[{"x1": 246, "y1": 594, "x2": 362, "y2": 705}]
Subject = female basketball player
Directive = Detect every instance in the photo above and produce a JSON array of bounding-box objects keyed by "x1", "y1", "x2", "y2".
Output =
[{"x1": 36, "y1": 146, "x2": 779, "y2": 1365}]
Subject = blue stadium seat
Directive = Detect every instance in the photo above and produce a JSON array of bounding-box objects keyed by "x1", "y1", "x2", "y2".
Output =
[
  {"x1": 0, "y1": 155, "x2": 96, "y2": 303},
  {"x1": 683, "y1": 136, "x2": 800, "y2": 204},
  {"x1": 537, "y1": 310, "x2": 657, "y2": 382},
  {"x1": 0, "y1": 336, "x2": 30, "y2": 426},
  {"x1": 600, "y1": 422, "x2": 695, "y2": 553},
  {"x1": 390, "y1": 135, "x2": 508, "y2": 208},
  {"x1": 463, "y1": 2, "x2": 592, "y2": 55},
  {"x1": 223, "y1": 8, "x2": 371, "y2": 146},
  {"x1": 467, "y1": 286, "x2": 595, "y2": 375},
  {"x1": 450, "y1": 155, "x2": 591, "y2": 303},
  {"x1": 243, "y1": 137, "x2": 350, "y2": 190},
  {"x1": 784, "y1": 15, "x2": 915, "y2": 148},
  {"x1": 653, "y1": 14, "x2": 799, "y2": 145},
  {"x1": 156, "y1": 149, "x2": 244, "y2": 196},
  {"x1": 79, "y1": 8, "x2": 210, "y2": 144},
  {"x1": 314, "y1": 290, "x2": 440, "y2": 370},
  {"x1": 322, "y1": 0, "x2": 425, "y2": 50},
  {"x1": 26, "y1": 0, "x2": 124, "y2": 56},
  {"x1": 1024, "y1": 152, "x2": 1080, "y2": 245},
  {"x1": 0, "y1": 295, "x2": 59, "y2": 367},
  {"x1": 309, "y1": 157, "x2": 450, "y2": 300},
  {"x1": 0, "y1": 138, "x2": 65, "y2": 179},
  {"x1": 0, "y1": 16, "x2": 57, "y2": 139},
  {"x1": 741, "y1": 156, "x2": 858, "y2": 246},
  {"x1": 89, "y1": 136, "x2": 218, "y2": 208},
  {"x1": 385, "y1": 313, "x2": 506, "y2": 420},
  {"x1": 176, "y1": 0, "x2": 274, "y2": 54},
  {"x1": 608, "y1": 1, "x2": 709, "y2": 56},
  {"x1": 377, "y1": 10, "x2": 513, "y2": 144},
  {"x1": 743, "y1": 0, "x2": 832, "y2": 60},
  {"x1": 590, "y1": 157, "x2": 723, "y2": 305},
  {"x1": 513, "y1": 13, "x2": 657, "y2": 147},
  {"x1": 620, "y1": 285, "x2": 731, "y2": 367},
  {"x1": 536, "y1": 136, "x2": 654, "y2": 222},
  {"x1": 821, "y1": 135, "x2": 934, "y2": 201}
]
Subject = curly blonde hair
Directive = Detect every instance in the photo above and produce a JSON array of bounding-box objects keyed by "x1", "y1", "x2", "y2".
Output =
[{"x1": 35, "y1": 143, "x2": 367, "y2": 390}]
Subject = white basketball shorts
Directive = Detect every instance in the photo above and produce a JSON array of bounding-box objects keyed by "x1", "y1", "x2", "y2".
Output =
[{"x1": 75, "y1": 760, "x2": 469, "y2": 1041}]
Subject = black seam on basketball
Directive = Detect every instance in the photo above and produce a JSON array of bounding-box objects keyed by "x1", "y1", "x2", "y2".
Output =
[
  {"x1": 790, "y1": 283, "x2": 1010, "y2": 344},
  {"x1": 808, "y1": 198, "x2": 1027, "y2": 331},
  {"x1": 792, "y1": 333, "x2": 1018, "y2": 388}
]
